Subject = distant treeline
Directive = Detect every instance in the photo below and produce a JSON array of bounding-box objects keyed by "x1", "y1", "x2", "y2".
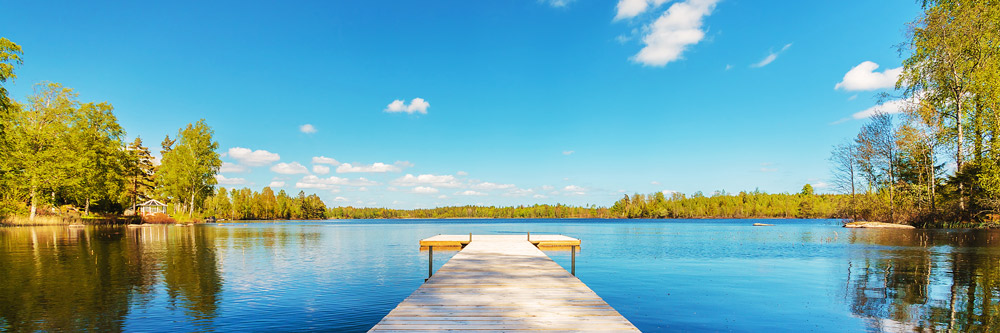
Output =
[
  {"x1": 608, "y1": 185, "x2": 842, "y2": 219},
  {"x1": 326, "y1": 204, "x2": 612, "y2": 219},
  {"x1": 205, "y1": 185, "x2": 846, "y2": 221}
]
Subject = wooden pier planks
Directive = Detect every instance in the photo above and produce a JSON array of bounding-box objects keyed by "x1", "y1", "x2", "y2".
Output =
[{"x1": 370, "y1": 235, "x2": 638, "y2": 332}]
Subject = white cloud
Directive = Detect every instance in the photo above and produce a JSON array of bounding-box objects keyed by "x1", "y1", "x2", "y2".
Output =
[
  {"x1": 215, "y1": 175, "x2": 247, "y2": 185},
  {"x1": 295, "y1": 175, "x2": 377, "y2": 189},
  {"x1": 228, "y1": 147, "x2": 280, "y2": 166},
  {"x1": 385, "y1": 98, "x2": 430, "y2": 114},
  {"x1": 458, "y1": 190, "x2": 487, "y2": 196},
  {"x1": 313, "y1": 165, "x2": 330, "y2": 175},
  {"x1": 457, "y1": 171, "x2": 469, "y2": 176},
  {"x1": 835, "y1": 61, "x2": 902, "y2": 91},
  {"x1": 563, "y1": 185, "x2": 587, "y2": 195},
  {"x1": 392, "y1": 174, "x2": 463, "y2": 188},
  {"x1": 413, "y1": 186, "x2": 439, "y2": 194},
  {"x1": 504, "y1": 188, "x2": 535, "y2": 197},
  {"x1": 336, "y1": 162, "x2": 406, "y2": 173},
  {"x1": 270, "y1": 162, "x2": 309, "y2": 174},
  {"x1": 471, "y1": 182, "x2": 515, "y2": 190},
  {"x1": 299, "y1": 124, "x2": 317, "y2": 134},
  {"x1": 662, "y1": 189, "x2": 678, "y2": 196},
  {"x1": 268, "y1": 181, "x2": 286, "y2": 187},
  {"x1": 220, "y1": 162, "x2": 247, "y2": 173},
  {"x1": 651, "y1": 181, "x2": 661, "y2": 185},
  {"x1": 541, "y1": 185, "x2": 554, "y2": 191},
  {"x1": 312, "y1": 156, "x2": 340, "y2": 165},
  {"x1": 632, "y1": 0, "x2": 719, "y2": 66},
  {"x1": 813, "y1": 181, "x2": 830, "y2": 189},
  {"x1": 615, "y1": 0, "x2": 668, "y2": 20},
  {"x1": 334, "y1": 196, "x2": 348, "y2": 202},
  {"x1": 850, "y1": 96, "x2": 917, "y2": 120},
  {"x1": 533, "y1": 194, "x2": 548, "y2": 199},
  {"x1": 760, "y1": 167, "x2": 778, "y2": 172},
  {"x1": 437, "y1": 195, "x2": 448, "y2": 199},
  {"x1": 725, "y1": 64, "x2": 732, "y2": 71},
  {"x1": 751, "y1": 43, "x2": 792, "y2": 68},
  {"x1": 562, "y1": 150, "x2": 574, "y2": 155},
  {"x1": 543, "y1": 0, "x2": 574, "y2": 7}
]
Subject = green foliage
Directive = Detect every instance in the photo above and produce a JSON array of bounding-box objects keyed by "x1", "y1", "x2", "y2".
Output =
[
  {"x1": 125, "y1": 137, "x2": 156, "y2": 209},
  {"x1": 801, "y1": 184, "x2": 814, "y2": 196},
  {"x1": 608, "y1": 188, "x2": 842, "y2": 219},
  {"x1": 201, "y1": 187, "x2": 327, "y2": 220},
  {"x1": 0, "y1": 37, "x2": 22, "y2": 120},
  {"x1": 156, "y1": 120, "x2": 221, "y2": 218}
]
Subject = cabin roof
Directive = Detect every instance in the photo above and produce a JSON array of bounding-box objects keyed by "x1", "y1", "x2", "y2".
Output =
[{"x1": 137, "y1": 199, "x2": 167, "y2": 207}]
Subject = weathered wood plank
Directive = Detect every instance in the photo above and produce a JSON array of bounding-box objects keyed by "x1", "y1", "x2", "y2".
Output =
[{"x1": 370, "y1": 235, "x2": 638, "y2": 332}]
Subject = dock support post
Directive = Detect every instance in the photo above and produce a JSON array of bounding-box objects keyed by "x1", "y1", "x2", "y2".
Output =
[
  {"x1": 469, "y1": 233, "x2": 472, "y2": 243},
  {"x1": 527, "y1": 232, "x2": 530, "y2": 242},
  {"x1": 427, "y1": 246, "x2": 433, "y2": 281},
  {"x1": 571, "y1": 245, "x2": 576, "y2": 276}
]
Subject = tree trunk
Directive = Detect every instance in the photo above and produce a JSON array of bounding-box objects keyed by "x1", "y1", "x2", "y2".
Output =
[
  {"x1": 85, "y1": 198, "x2": 90, "y2": 216},
  {"x1": 957, "y1": 91, "x2": 966, "y2": 212},
  {"x1": 189, "y1": 191, "x2": 196, "y2": 218},
  {"x1": 29, "y1": 186, "x2": 37, "y2": 220}
]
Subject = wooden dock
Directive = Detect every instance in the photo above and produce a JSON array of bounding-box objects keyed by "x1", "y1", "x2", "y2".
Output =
[{"x1": 370, "y1": 234, "x2": 638, "y2": 332}]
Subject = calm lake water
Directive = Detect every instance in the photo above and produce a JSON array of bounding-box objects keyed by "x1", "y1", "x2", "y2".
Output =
[{"x1": 2, "y1": 219, "x2": 999, "y2": 332}]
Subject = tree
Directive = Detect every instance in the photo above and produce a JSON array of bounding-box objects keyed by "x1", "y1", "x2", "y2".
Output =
[
  {"x1": 156, "y1": 120, "x2": 221, "y2": 218},
  {"x1": 0, "y1": 37, "x2": 22, "y2": 131},
  {"x1": 71, "y1": 102, "x2": 126, "y2": 215},
  {"x1": 125, "y1": 137, "x2": 155, "y2": 211},
  {"x1": 898, "y1": 0, "x2": 1000, "y2": 212},
  {"x1": 831, "y1": 142, "x2": 858, "y2": 220},
  {"x1": 4, "y1": 83, "x2": 79, "y2": 219},
  {"x1": 801, "y1": 184, "x2": 814, "y2": 196}
]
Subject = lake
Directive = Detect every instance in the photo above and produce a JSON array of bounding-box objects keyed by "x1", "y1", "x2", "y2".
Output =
[{"x1": 1, "y1": 219, "x2": 999, "y2": 332}]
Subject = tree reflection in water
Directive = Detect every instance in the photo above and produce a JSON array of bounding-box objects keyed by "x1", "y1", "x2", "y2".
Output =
[
  {"x1": 845, "y1": 229, "x2": 1000, "y2": 331},
  {"x1": 0, "y1": 225, "x2": 222, "y2": 332}
]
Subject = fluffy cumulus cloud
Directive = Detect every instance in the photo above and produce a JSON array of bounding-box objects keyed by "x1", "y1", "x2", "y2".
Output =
[
  {"x1": 471, "y1": 182, "x2": 515, "y2": 190},
  {"x1": 334, "y1": 196, "x2": 348, "y2": 202},
  {"x1": 270, "y1": 162, "x2": 309, "y2": 174},
  {"x1": 220, "y1": 162, "x2": 247, "y2": 173},
  {"x1": 413, "y1": 186, "x2": 439, "y2": 194},
  {"x1": 215, "y1": 175, "x2": 247, "y2": 185},
  {"x1": 299, "y1": 124, "x2": 317, "y2": 134},
  {"x1": 835, "y1": 61, "x2": 902, "y2": 91},
  {"x1": 268, "y1": 181, "x2": 286, "y2": 187},
  {"x1": 312, "y1": 156, "x2": 340, "y2": 165},
  {"x1": 614, "y1": 0, "x2": 668, "y2": 20},
  {"x1": 228, "y1": 147, "x2": 280, "y2": 166},
  {"x1": 385, "y1": 98, "x2": 430, "y2": 114},
  {"x1": 458, "y1": 190, "x2": 487, "y2": 196},
  {"x1": 313, "y1": 165, "x2": 330, "y2": 175},
  {"x1": 850, "y1": 97, "x2": 916, "y2": 120},
  {"x1": 336, "y1": 161, "x2": 408, "y2": 173},
  {"x1": 751, "y1": 43, "x2": 792, "y2": 68},
  {"x1": 632, "y1": 0, "x2": 718, "y2": 66},
  {"x1": 563, "y1": 185, "x2": 587, "y2": 195},
  {"x1": 295, "y1": 175, "x2": 377, "y2": 189},
  {"x1": 392, "y1": 174, "x2": 464, "y2": 188}
]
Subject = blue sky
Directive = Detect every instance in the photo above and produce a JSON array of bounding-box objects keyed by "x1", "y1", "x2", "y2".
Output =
[{"x1": 2, "y1": 0, "x2": 922, "y2": 208}]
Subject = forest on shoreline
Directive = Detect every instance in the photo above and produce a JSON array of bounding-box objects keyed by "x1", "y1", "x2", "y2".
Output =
[{"x1": 824, "y1": 1, "x2": 1000, "y2": 228}]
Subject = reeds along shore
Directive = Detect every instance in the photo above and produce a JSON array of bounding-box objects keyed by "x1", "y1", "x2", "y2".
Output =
[{"x1": 2, "y1": 215, "x2": 141, "y2": 226}]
